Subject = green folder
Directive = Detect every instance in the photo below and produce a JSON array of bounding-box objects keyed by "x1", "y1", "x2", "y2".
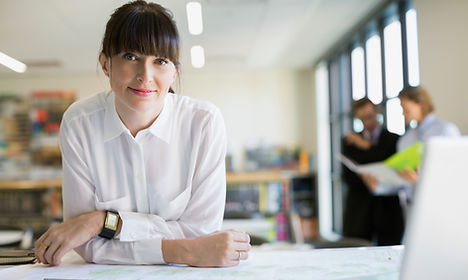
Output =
[{"x1": 384, "y1": 142, "x2": 423, "y2": 171}]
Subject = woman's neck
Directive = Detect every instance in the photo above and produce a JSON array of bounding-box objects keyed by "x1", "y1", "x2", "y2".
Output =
[
  {"x1": 116, "y1": 102, "x2": 164, "y2": 138},
  {"x1": 418, "y1": 112, "x2": 429, "y2": 123}
]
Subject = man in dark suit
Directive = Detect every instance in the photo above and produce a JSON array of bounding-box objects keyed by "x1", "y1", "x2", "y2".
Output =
[{"x1": 342, "y1": 98, "x2": 404, "y2": 245}]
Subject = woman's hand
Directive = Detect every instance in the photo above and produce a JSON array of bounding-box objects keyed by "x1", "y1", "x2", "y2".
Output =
[
  {"x1": 162, "y1": 229, "x2": 251, "y2": 267},
  {"x1": 34, "y1": 210, "x2": 105, "y2": 266},
  {"x1": 361, "y1": 173, "x2": 379, "y2": 192},
  {"x1": 398, "y1": 166, "x2": 419, "y2": 184}
]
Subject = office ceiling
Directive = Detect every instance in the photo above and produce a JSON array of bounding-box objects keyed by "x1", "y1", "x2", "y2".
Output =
[{"x1": 0, "y1": 0, "x2": 383, "y2": 75}]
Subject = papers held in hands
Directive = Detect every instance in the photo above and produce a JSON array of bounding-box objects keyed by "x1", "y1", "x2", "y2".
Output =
[
  {"x1": 340, "y1": 142, "x2": 423, "y2": 187},
  {"x1": 340, "y1": 155, "x2": 413, "y2": 186}
]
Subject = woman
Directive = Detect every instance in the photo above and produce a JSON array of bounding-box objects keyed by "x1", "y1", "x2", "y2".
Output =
[
  {"x1": 363, "y1": 86, "x2": 460, "y2": 194},
  {"x1": 34, "y1": 1, "x2": 250, "y2": 267}
]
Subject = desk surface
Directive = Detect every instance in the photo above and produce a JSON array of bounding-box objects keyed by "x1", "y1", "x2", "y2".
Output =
[{"x1": 0, "y1": 245, "x2": 403, "y2": 280}]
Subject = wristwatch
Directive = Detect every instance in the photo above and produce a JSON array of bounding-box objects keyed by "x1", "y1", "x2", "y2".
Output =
[{"x1": 99, "y1": 211, "x2": 119, "y2": 239}]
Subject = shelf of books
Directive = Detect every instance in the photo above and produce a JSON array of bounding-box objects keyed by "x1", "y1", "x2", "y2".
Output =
[
  {"x1": 224, "y1": 171, "x2": 317, "y2": 244},
  {"x1": 0, "y1": 90, "x2": 73, "y2": 240},
  {"x1": 0, "y1": 183, "x2": 62, "y2": 237}
]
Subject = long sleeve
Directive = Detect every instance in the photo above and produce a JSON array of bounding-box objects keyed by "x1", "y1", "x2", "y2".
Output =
[{"x1": 374, "y1": 182, "x2": 410, "y2": 196}]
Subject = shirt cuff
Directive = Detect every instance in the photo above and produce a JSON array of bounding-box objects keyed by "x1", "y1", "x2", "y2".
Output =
[
  {"x1": 119, "y1": 211, "x2": 151, "y2": 241},
  {"x1": 374, "y1": 183, "x2": 400, "y2": 196},
  {"x1": 133, "y1": 238, "x2": 166, "y2": 264}
]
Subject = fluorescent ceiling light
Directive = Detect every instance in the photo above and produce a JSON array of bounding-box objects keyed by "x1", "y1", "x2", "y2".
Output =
[
  {"x1": 0, "y1": 51, "x2": 27, "y2": 73},
  {"x1": 186, "y1": 2, "x2": 203, "y2": 35},
  {"x1": 190, "y1": 45, "x2": 205, "y2": 68}
]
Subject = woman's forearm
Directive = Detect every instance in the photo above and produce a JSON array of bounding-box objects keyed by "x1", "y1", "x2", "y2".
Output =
[
  {"x1": 161, "y1": 230, "x2": 251, "y2": 267},
  {"x1": 161, "y1": 238, "x2": 194, "y2": 265}
]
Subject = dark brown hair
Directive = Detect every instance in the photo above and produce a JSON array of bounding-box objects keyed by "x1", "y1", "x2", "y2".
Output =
[
  {"x1": 352, "y1": 97, "x2": 379, "y2": 115},
  {"x1": 398, "y1": 86, "x2": 435, "y2": 116},
  {"x1": 101, "y1": 0, "x2": 180, "y2": 68}
]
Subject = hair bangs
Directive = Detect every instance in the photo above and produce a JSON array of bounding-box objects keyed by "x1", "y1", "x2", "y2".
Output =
[{"x1": 104, "y1": 5, "x2": 180, "y2": 65}]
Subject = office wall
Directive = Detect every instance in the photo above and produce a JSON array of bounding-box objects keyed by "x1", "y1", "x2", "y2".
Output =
[
  {"x1": 295, "y1": 68, "x2": 317, "y2": 159},
  {"x1": 181, "y1": 69, "x2": 302, "y2": 170},
  {"x1": 0, "y1": 68, "x2": 317, "y2": 170},
  {"x1": 414, "y1": 0, "x2": 468, "y2": 134},
  {"x1": 0, "y1": 73, "x2": 109, "y2": 98}
]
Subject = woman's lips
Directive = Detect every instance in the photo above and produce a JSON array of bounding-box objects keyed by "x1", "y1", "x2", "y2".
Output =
[{"x1": 128, "y1": 87, "x2": 156, "y2": 97}]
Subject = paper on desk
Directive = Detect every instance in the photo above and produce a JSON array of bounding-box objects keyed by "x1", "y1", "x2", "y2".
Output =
[
  {"x1": 340, "y1": 155, "x2": 412, "y2": 186},
  {"x1": 0, "y1": 246, "x2": 404, "y2": 280}
]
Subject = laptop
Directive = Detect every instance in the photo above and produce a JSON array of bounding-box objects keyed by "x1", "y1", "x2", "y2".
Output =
[{"x1": 400, "y1": 136, "x2": 468, "y2": 280}]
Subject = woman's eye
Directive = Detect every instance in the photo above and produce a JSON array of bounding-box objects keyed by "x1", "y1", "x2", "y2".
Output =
[
  {"x1": 124, "y1": 53, "x2": 137, "y2": 61},
  {"x1": 155, "y1": 58, "x2": 168, "y2": 65}
]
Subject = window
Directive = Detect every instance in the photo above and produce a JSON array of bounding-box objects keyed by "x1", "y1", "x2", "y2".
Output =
[
  {"x1": 351, "y1": 47, "x2": 366, "y2": 101},
  {"x1": 406, "y1": 8, "x2": 420, "y2": 87},
  {"x1": 366, "y1": 34, "x2": 383, "y2": 105},
  {"x1": 384, "y1": 20, "x2": 404, "y2": 98},
  {"x1": 384, "y1": 19, "x2": 405, "y2": 135},
  {"x1": 315, "y1": 0, "x2": 419, "y2": 238},
  {"x1": 386, "y1": 98, "x2": 405, "y2": 135}
]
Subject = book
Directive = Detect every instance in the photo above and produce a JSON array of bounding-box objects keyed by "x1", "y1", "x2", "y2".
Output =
[
  {"x1": 0, "y1": 249, "x2": 36, "y2": 265},
  {"x1": 384, "y1": 142, "x2": 423, "y2": 171}
]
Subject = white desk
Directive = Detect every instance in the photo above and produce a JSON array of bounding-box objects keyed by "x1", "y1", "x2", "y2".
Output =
[{"x1": 0, "y1": 245, "x2": 403, "y2": 280}]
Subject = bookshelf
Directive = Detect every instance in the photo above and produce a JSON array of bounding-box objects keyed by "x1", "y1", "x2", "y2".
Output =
[
  {"x1": 0, "y1": 90, "x2": 73, "y2": 244},
  {"x1": 0, "y1": 172, "x2": 316, "y2": 246},
  {"x1": 30, "y1": 90, "x2": 75, "y2": 170},
  {"x1": 224, "y1": 170, "x2": 317, "y2": 244},
  {"x1": 0, "y1": 179, "x2": 62, "y2": 240}
]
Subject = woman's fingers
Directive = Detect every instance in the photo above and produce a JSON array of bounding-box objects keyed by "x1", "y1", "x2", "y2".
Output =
[
  {"x1": 361, "y1": 174, "x2": 378, "y2": 191},
  {"x1": 238, "y1": 250, "x2": 249, "y2": 261},
  {"x1": 231, "y1": 249, "x2": 249, "y2": 261},
  {"x1": 43, "y1": 236, "x2": 62, "y2": 265},
  {"x1": 227, "y1": 229, "x2": 250, "y2": 243},
  {"x1": 34, "y1": 233, "x2": 50, "y2": 264},
  {"x1": 235, "y1": 241, "x2": 251, "y2": 252}
]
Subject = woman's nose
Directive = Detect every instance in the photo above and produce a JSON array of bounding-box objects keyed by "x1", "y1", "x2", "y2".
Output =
[{"x1": 136, "y1": 61, "x2": 154, "y2": 83}]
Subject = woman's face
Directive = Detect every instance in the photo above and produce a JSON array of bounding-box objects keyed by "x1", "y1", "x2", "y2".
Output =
[
  {"x1": 400, "y1": 98, "x2": 423, "y2": 124},
  {"x1": 100, "y1": 52, "x2": 178, "y2": 116}
]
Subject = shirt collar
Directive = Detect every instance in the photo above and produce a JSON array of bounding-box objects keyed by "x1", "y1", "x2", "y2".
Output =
[
  {"x1": 103, "y1": 91, "x2": 174, "y2": 144},
  {"x1": 147, "y1": 93, "x2": 173, "y2": 144},
  {"x1": 363, "y1": 125, "x2": 382, "y2": 143},
  {"x1": 103, "y1": 91, "x2": 128, "y2": 142},
  {"x1": 418, "y1": 113, "x2": 436, "y2": 133}
]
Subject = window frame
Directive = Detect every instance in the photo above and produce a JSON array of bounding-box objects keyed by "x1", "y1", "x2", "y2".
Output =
[{"x1": 315, "y1": 0, "x2": 419, "y2": 238}]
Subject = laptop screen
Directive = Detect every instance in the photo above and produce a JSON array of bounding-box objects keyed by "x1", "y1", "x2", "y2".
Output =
[{"x1": 400, "y1": 137, "x2": 468, "y2": 280}]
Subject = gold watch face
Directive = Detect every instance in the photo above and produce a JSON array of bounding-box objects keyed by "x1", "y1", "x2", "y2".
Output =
[{"x1": 105, "y1": 212, "x2": 119, "y2": 231}]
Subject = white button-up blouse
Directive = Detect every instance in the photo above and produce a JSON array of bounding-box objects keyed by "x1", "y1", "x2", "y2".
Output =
[{"x1": 59, "y1": 91, "x2": 227, "y2": 264}]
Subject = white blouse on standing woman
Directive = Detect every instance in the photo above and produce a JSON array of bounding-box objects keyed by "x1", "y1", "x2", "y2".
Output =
[{"x1": 59, "y1": 91, "x2": 227, "y2": 264}]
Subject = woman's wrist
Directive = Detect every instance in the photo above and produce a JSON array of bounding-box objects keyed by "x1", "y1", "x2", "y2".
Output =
[
  {"x1": 162, "y1": 238, "x2": 194, "y2": 265},
  {"x1": 90, "y1": 210, "x2": 106, "y2": 236}
]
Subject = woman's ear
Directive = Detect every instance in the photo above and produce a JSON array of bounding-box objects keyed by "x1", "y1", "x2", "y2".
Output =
[
  {"x1": 172, "y1": 68, "x2": 179, "y2": 82},
  {"x1": 99, "y1": 53, "x2": 110, "y2": 77}
]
